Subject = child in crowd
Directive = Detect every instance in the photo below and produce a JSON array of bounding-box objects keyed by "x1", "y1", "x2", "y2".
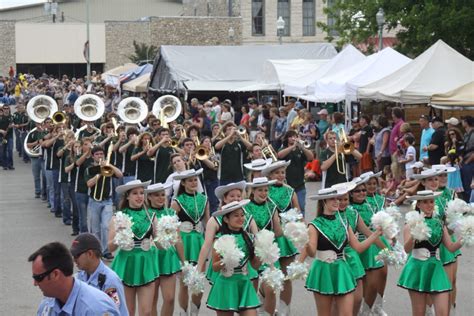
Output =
[{"x1": 399, "y1": 134, "x2": 416, "y2": 179}]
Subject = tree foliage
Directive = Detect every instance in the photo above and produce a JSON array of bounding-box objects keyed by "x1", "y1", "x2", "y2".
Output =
[
  {"x1": 127, "y1": 40, "x2": 158, "y2": 64},
  {"x1": 317, "y1": 0, "x2": 474, "y2": 59}
]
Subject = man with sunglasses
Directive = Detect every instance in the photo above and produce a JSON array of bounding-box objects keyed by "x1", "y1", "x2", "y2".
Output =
[
  {"x1": 70, "y1": 233, "x2": 128, "y2": 315},
  {"x1": 29, "y1": 242, "x2": 120, "y2": 315}
]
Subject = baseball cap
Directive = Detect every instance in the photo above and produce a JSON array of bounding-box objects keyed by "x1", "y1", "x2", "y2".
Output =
[
  {"x1": 295, "y1": 102, "x2": 305, "y2": 110},
  {"x1": 317, "y1": 109, "x2": 328, "y2": 115},
  {"x1": 445, "y1": 117, "x2": 459, "y2": 126},
  {"x1": 70, "y1": 233, "x2": 101, "y2": 257},
  {"x1": 247, "y1": 97, "x2": 258, "y2": 105}
]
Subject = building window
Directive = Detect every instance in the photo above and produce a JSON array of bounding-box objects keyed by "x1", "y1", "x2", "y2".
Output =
[
  {"x1": 327, "y1": 0, "x2": 339, "y2": 36},
  {"x1": 303, "y1": 0, "x2": 315, "y2": 36},
  {"x1": 252, "y1": 0, "x2": 265, "y2": 35},
  {"x1": 277, "y1": 0, "x2": 290, "y2": 36}
]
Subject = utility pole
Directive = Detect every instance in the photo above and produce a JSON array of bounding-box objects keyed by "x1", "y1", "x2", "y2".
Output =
[{"x1": 86, "y1": 0, "x2": 91, "y2": 85}]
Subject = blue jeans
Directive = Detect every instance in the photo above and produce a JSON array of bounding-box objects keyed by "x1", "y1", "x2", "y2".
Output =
[
  {"x1": 61, "y1": 182, "x2": 77, "y2": 225},
  {"x1": 75, "y1": 192, "x2": 89, "y2": 233},
  {"x1": 112, "y1": 177, "x2": 124, "y2": 208},
  {"x1": 88, "y1": 198, "x2": 113, "y2": 256},
  {"x1": 296, "y1": 187, "x2": 306, "y2": 217},
  {"x1": 460, "y1": 161, "x2": 474, "y2": 202},
  {"x1": 0, "y1": 136, "x2": 13, "y2": 168},
  {"x1": 31, "y1": 157, "x2": 42, "y2": 195},
  {"x1": 41, "y1": 158, "x2": 47, "y2": 200},
  {"x1": 45, "y1": 169, "x2": 61, "y2": 214},
  {"x1": 204, "y1": 179, "x2": 219, "y2": 214},
  {"x1": 14, "y1": 128, "x2": 22, "y2": 154}
]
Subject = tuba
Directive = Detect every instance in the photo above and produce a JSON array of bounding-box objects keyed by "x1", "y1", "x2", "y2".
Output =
[
  {"x1": 152, "y1": 95, "x2": 182, "y2": 129},
  {"x1": 74, "y1": 94, "x2": 105, "y2": 123},
  {"x1": 24, "y1": 95, "x2": 59, "y2": 157},
  {"x1": 117, "y1": 97, "x2": 149, "y2": 124}
]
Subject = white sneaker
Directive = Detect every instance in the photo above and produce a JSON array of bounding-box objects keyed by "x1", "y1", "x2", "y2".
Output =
[
  {"x1": 178, "y1": 306, "x2": 187, "y2": 316},
  {"x1": 359, "y1": 301, "x2": 373, "y2": 316},
  {"x1": 425, "y1": 305, "x2": 435, "y2": 316},
  {"x1": 190, "y1": 303, "x2": 200, "y2": 316},
  {"x1": 372, "y1": 294, "x2": 387, "y2": 316},
  {"x1": 278, "y1": 300, "x2": 290, "y2": 316}
]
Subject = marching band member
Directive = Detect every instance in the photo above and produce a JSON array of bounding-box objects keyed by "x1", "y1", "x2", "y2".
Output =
[
  {"x1": 131, "y1": 132, "x2": 155, "y2": 182},
  {"x1": 74, "y1": 137, "x2": 94, "y2": 233},
  {"x1": 145, "y1": 182, "x2": 185, "y2": 316},
  {"x1": 119, "y1": 127, "x2": 139, "y2": 184},
  {"x1": 148, "y1": 128, "x2": 176, "y2": 183},
  {"x1": 57, "y1": 130, "x2": 77, "y2": 229},
  {"x1": 170, "y1": 168, "x2": 209, "y2": 315},
  {"x1": 199, "y1": 136, "x2": 220, "y2": 214}
]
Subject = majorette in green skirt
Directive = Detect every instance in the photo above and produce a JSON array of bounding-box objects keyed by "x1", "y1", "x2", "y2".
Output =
[
  {"x1": 436, "y1": 190, "x2": 462, "y2": 265},
  {"x1": 339, "y1": 207, "x2": 366, "y2": 280},
  {"x1": 207, "y1": 233, "x2": 261, "y2": 312},
  {"x1": 398, "y1": 216, "x2": 452, "y2": 293},
  {"x1": 111, "y1": 208, "x2": 160, "y2": 287},
  {"x1": 305, "y1": 214, "x2": 356, "y2": 295},
  {"x1": 149, "y1": 207, "x2": 182, "y2": 276}
]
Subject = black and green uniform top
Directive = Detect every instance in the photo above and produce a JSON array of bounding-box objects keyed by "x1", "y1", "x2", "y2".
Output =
[
  {"x1": 366, "y1": 193, "x2": 385, "y2": 213},
  {"x1": 319, "y1": 147, "x2": 347, "y2": 188},
  {"x1": 132, "y1": 145, "x2": 154, "y2": 182},
  {"x1": 174, "y1": 192, "x2": 208, "y2": 225},
  {"x1": 122, "y1": 145, "x2": 136, "y2": 177},
  {"x1": 338, "y1": 206, "x2": 359, "y2": 232},
  {"x1": 149, "y1": 206, "x2": 176, "y2": 220},
  {"x1": 85, "y1": 163, "x2": 116, "y2": 201},
  {"x1": 26, "y1": 128, "x2": 48, "y2": 158},
  {"x1": 268, "y1": 184, "x2": 294, "y2": 213},
  {"x1": 414, "y1": 215, "x2": 443, "y2": 247},
  {"x1": 78, "y1": 128, "x2": 97, "y2": 139},
  {"x1": 12, "y1": 111, "x2": 29, "y2": 131},
  {"x1": 435, "y1": 187, "x2": 453, "y2": 220},
  {"x1": 243, "y1": 199, "x2": 277, "y2": 231},
  {"x1": 58, "y1": 149, "x2": 76, "y2": 183},
  {"x1": 309, "y1": 214, "x2": 348, "y2": 253},
  {"x1": 44, "y1": 139, "x2": 64, "y2": 170},
  {"x1": 114, "y1": 140, "x2": 125, "y2": 172},
  {"x1": 218, "y1": 140, "x2": 248, "y2": 182},
  {"x1": 0, "y1": 114, "x2": 13, "y2": 138},
  {"x1": 279, "y1": 147, "x2": 308, "y2": 191},
  {"x1": 122, "y1": 207, "x2": 156, "y2": 241},
  {"x1": 74, "y1": 156, "x2": 93, "y2": 194},
  {"x1": 215, "y1": 232, "x2": 250, "y2": 269},
  {"x1": 350, "y1": 201, "x2": 374, "y2": 230},
  {"x1": 153, "y1": 146, "x2": 175, "y2": 184}
]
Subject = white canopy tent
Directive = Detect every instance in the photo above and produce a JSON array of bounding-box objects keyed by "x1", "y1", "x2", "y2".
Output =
[
  {"x1": 284, "y1": 44, "x2": 366, "y2": 98},
  {"x1": 122, "y1": 73, "x2": 150, "y2": 93},
  {"x1": 312, "y1": 48, "x2": 412, "y2": 103},
  {"x1": 358, "y1": 40, "x2": 474, "y2": 104},
  {"x1": 430, "y1": 81, "x2": 474, "y2": 110}
]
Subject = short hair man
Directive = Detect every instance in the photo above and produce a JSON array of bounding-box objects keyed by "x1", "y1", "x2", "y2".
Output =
[
  {"x1": 29, "y1": 242, "x2": 120, "y2": 315},
  {"x1": 70, "y1": 234, "x2": 128, "y2": 315}
]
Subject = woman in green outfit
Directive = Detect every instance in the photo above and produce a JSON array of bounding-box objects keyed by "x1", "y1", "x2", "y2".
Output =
[
  {"x1": 145, "y1": 182, "x2": 185, "y2": 316},
  {"x1": 305, "y1": 187, "x2": 382, "y2": 316},
  {"x1": 196, "y1": 181, "x2": 259, "y2": 288},
  {"x1": 262, "y1": 160, "x2": 301, "y2": 315},
  {"x1": 363, "y1": 171, "x2": 385, "y2": 212},
  {"x1": 398, "y1": 190, "x2": 463, "y2": 316},
  {"x1": 206, "y1": 200, "x2": 262, "y2": 315},
  {"x1": 242, "y1": 176, "x2": 284, "y2": 315},
  {"x1": 349, "y1": 176, "x2": 389, "y2": 316},
  {"x1": 108, "y1": 179, "x2": 158, "y2": 316},
  {"x1": 170, "y1": 168, "x2": 210, "y2": 316}
]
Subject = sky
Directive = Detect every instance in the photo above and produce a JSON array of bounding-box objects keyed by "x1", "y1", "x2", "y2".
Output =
[{"x1": 0, "y1": 0, "x2": 47, "y2": 10}]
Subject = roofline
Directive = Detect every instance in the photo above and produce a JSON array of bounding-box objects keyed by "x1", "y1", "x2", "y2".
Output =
[{"x1": 0, "y1": 2, "x2": 45, "y2": 12}]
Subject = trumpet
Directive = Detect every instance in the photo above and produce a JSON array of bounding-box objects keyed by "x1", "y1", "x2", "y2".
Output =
[
  {"x1": 298, "y1": 139, "x2": 312, "y2": 149},
  {"x1": 93, "y1": 142, "x2": 114, "y2": 201},
  {"x1": 237, "y1": 125, "x2": 249, "y2": 141},
  {"x1": 52, "y1": 111, "x2": 67, "y2": 125}
]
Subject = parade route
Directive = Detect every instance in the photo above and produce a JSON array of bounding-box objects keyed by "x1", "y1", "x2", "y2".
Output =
[{"x1": 1, "y1": 155, "x2": 473, "y2": 315}]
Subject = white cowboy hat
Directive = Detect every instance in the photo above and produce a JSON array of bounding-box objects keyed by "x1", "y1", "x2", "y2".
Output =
[
  {"x1": 360, "y1": 171, "x2": 382, "y2": 179},
  {"x1": 351, "y1": 176, "x2": 370, "y2": 186},
  {"x1": 116, "y1": 179, "x2": 151, "y2": 195},
  {"x1": 331, "y1": 181, "x2": 357, "y2": 192},
  {"x1": 262, "y1": 160, "x2": 291, "y2": 177},
  {"x1": 246, "y1": 177, "x2": 277, "y2": 188},
  {"x1": 214, "y1": 181, "x2": 246, "y2": 201},
  {"x1": 145, "y1": 182, "x2": 172, "y2": 194},
  {"x1": 431, "y1": 164, "x2": 456, "y2": 175},
  {"x1": 173, "y1": 168, "x2": 204, "y2": 180},
  {"x1": 244, "y1": 158, "x2": 273, "y2": 171},
  {"x1": 410, "y1": 161, "x2": 424, "y2": 169},
  {"x1": 411, "y1": 169, "x2": 439, "y2": 180},
  {"x1": 212, "y1": 199, "x2": 251, "y2": 217},
  {"x1": 309, "y1": 188, "x2": 349, "y2": 200},
  {"x1": 406, "y1": 190, "x2": 442, "y2": 201}
]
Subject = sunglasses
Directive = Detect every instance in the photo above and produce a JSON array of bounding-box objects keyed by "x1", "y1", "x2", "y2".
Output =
[
  {"x1": 32, "y1": 267, "x2": 57, "y2": 282},
  {"x1": 353, "y1": 189, "x2": 367, "y2": 193}
]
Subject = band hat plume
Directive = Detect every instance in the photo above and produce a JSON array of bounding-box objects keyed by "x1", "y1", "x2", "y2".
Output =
[
  {"x1": 116, "y1": 179, "x2": 151, "y2": 195},
  {"x1": 406, "y1": 190, "x2": 442, "y2": 201},
  {"x1": 244, "y1": 158, "x2": 273, "y2": 171},
  {"x1": 214, "y1": 181, "x2": 247, "y2": 201},
  {"x1": 246, "y1": 177, "x2": 277, "y2": 188},
  {"x1": 173, "y1": 168, "x2": 204, "y2": 180},
  {"x1": 309, "y1": 188, "x2": 349, "y2": 200},
  {"x1": 145, "y1": 182, "x2": 173, "y2": 194},
  {"x1": 261, "y1": 160, "x2": 291, "y2": 177},
  {"x1": 212, "y1": 199, "x2": 251, "y2": 217}
]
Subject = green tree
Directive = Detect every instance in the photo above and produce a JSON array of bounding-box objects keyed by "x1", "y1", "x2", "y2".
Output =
[
  {"x1": 127, "y1": 40, "x2": 158, "y2": 64},
  {"x1": 317, "y1": 0, "x2": 474, "y2": 59}
]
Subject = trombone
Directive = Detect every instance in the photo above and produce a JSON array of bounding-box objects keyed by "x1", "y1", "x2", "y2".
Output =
[
  {"x1": 93, "y1": 142, "x2": 115, "y2": 201},
  {"x1": 261, "y1": 138, "x2": 278, "y2": 162},
  {"x1": 335, "y1": 129, "x2": 354, "y2": 175},
  {"x1": 194, "y1": 136, "x2": 210, "y2": 161}
]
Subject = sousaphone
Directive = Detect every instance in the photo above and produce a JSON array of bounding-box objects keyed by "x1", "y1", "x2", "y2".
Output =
[
  {"x1": 117, "y1": 97, "x2": 149, "y2": 124},
  {"x1": 152, "y1": 95, "x2": 182, "y2": 128}
]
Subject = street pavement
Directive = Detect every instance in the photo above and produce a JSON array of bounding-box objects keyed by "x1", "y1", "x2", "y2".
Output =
[{"x1": 1, "y1": 155, "x2": 473, "y2": 315}]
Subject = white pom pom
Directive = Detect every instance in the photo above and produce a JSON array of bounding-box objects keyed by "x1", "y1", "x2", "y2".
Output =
[
  {"x1": 181, "y1": 262, "x2": 205, "y2": 295},
  {"x1": 113, "y1": 212, "x2": 134, "y2": 250},
  {"x1": 154, "y1": 215, "x2": 180, "y2": 249},
  {"x1": 405, "y1": 211, "x2": 431, "y2": 241},
  {"x1": 374, "y1": 241, "x2": 407, "y2": 268},
  {"x1": 280, "y1": 208, "x2": 303, "y2": 224},
  {"x1": 383, "y1": 205, "x2": 402, "y2": 222},
  {"x1": 254, "y1": 230, "x2": 280, "y2": 265},
  {"x1": 285, "y1": 261, "x2": 309, "y2": 281},
  {"x1": 455, "y1": 216, "x2": 474, "y2": 247},
  {"x1": 371, "y1": 211, "x2": 399, "y2": 239},
  {"x1": 261, "y1": 266, "x2": 285, "y2": 293},
  {"x1": 283, "y1": 222, "x2": 309, "y2": 252},
  {"x1": 213, "y1": 235, "x2": 245, "y2": 276}
]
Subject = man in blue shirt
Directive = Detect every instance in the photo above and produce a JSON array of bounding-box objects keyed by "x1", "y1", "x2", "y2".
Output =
[
  {"x1": 419, "y1": 115, "x2": 434, "y2": 163},
  {"x1": 29, "y1": 242, "x2": 120, "y2": 315},
  {"x1": 70, "y1": 233, "x2": 129, "y2": 315}
]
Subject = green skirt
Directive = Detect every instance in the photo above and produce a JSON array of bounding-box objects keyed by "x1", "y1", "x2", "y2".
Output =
[
  {"x1": 358, "y1": 236, "x2": 389, "y2": 270},
  {"x1": 156, "y1": 246, "x2": 181, "y2": 276},
  {"x1": 111, "y1": 247, "x2": 160, "y2": 287},
  {"x1": 180, "y1": 230, "x2": 204, "y2": 264},
  {"x1": 305, "y1": 258, "x2": 356, "y2": 295},
  {"x1": 397, "y1": 256, "x2": 452, "y2": 293},
  {"x1": 207, "y1": 273, "x2": 261, "y2": 312},
  {"x1": 276, "y1": 235, "x2": 298, "y2": 258},
  {"x1": 206, "y1": 258, "x2": 258, "y2": 284},
  {"x1": 344, "y1": 246, "x2": 366, "y2": 281},
  {"x1": 440, "y1": 235, "x2": 461, "y2": 266}
]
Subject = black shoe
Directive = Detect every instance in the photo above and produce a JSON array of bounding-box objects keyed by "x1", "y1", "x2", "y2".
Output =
[
  {"x1": 55, "y1": 213, "x2": 62, "y2": 218},
  {"x1": 41, "y1": 197, "x2": 47, "y2": 201},
  {"x1": 71, "y1": 231, "x2": 79, "y2": 236},
  {"x1": 35, "y1": 194, "x2": 40, "y2": 199},
  {"x1": 8, "y1": 166, "x2": 14, "y2": 170},
  {"x1": 63, "y1": 221, "x2": 72, "y2": 225},
  {"x1": 3, "y1": 167, "x2": 7, "y2": 170}
]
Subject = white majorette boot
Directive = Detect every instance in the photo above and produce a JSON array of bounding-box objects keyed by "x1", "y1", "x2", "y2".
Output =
[
  {"x1": 425, "y1": 305, "x2": 435, "y2": 316},
  {"x1": 278, "y1": 300, "x2": 290, "y2": 316},
  {"x1": 178, "y1": 306, "x2": 187, "y2": 316},
  {"x1": 190, "y1": 303, "x2": 200, "y2": 316},
  {"x1": 450, "y1": 305, "x2": 456, "y2": 316},
  {"x1": 372, "y1": 294, "x2": 387, "y2": 316},
  {"x1": 359, "y1": 300, "x2": 373, "y2": 316}
]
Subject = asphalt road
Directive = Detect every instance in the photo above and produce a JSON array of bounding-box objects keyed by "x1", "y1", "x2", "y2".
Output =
[{"x1": 1, "y1": 155, "x2": 473, "y2": 315}]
